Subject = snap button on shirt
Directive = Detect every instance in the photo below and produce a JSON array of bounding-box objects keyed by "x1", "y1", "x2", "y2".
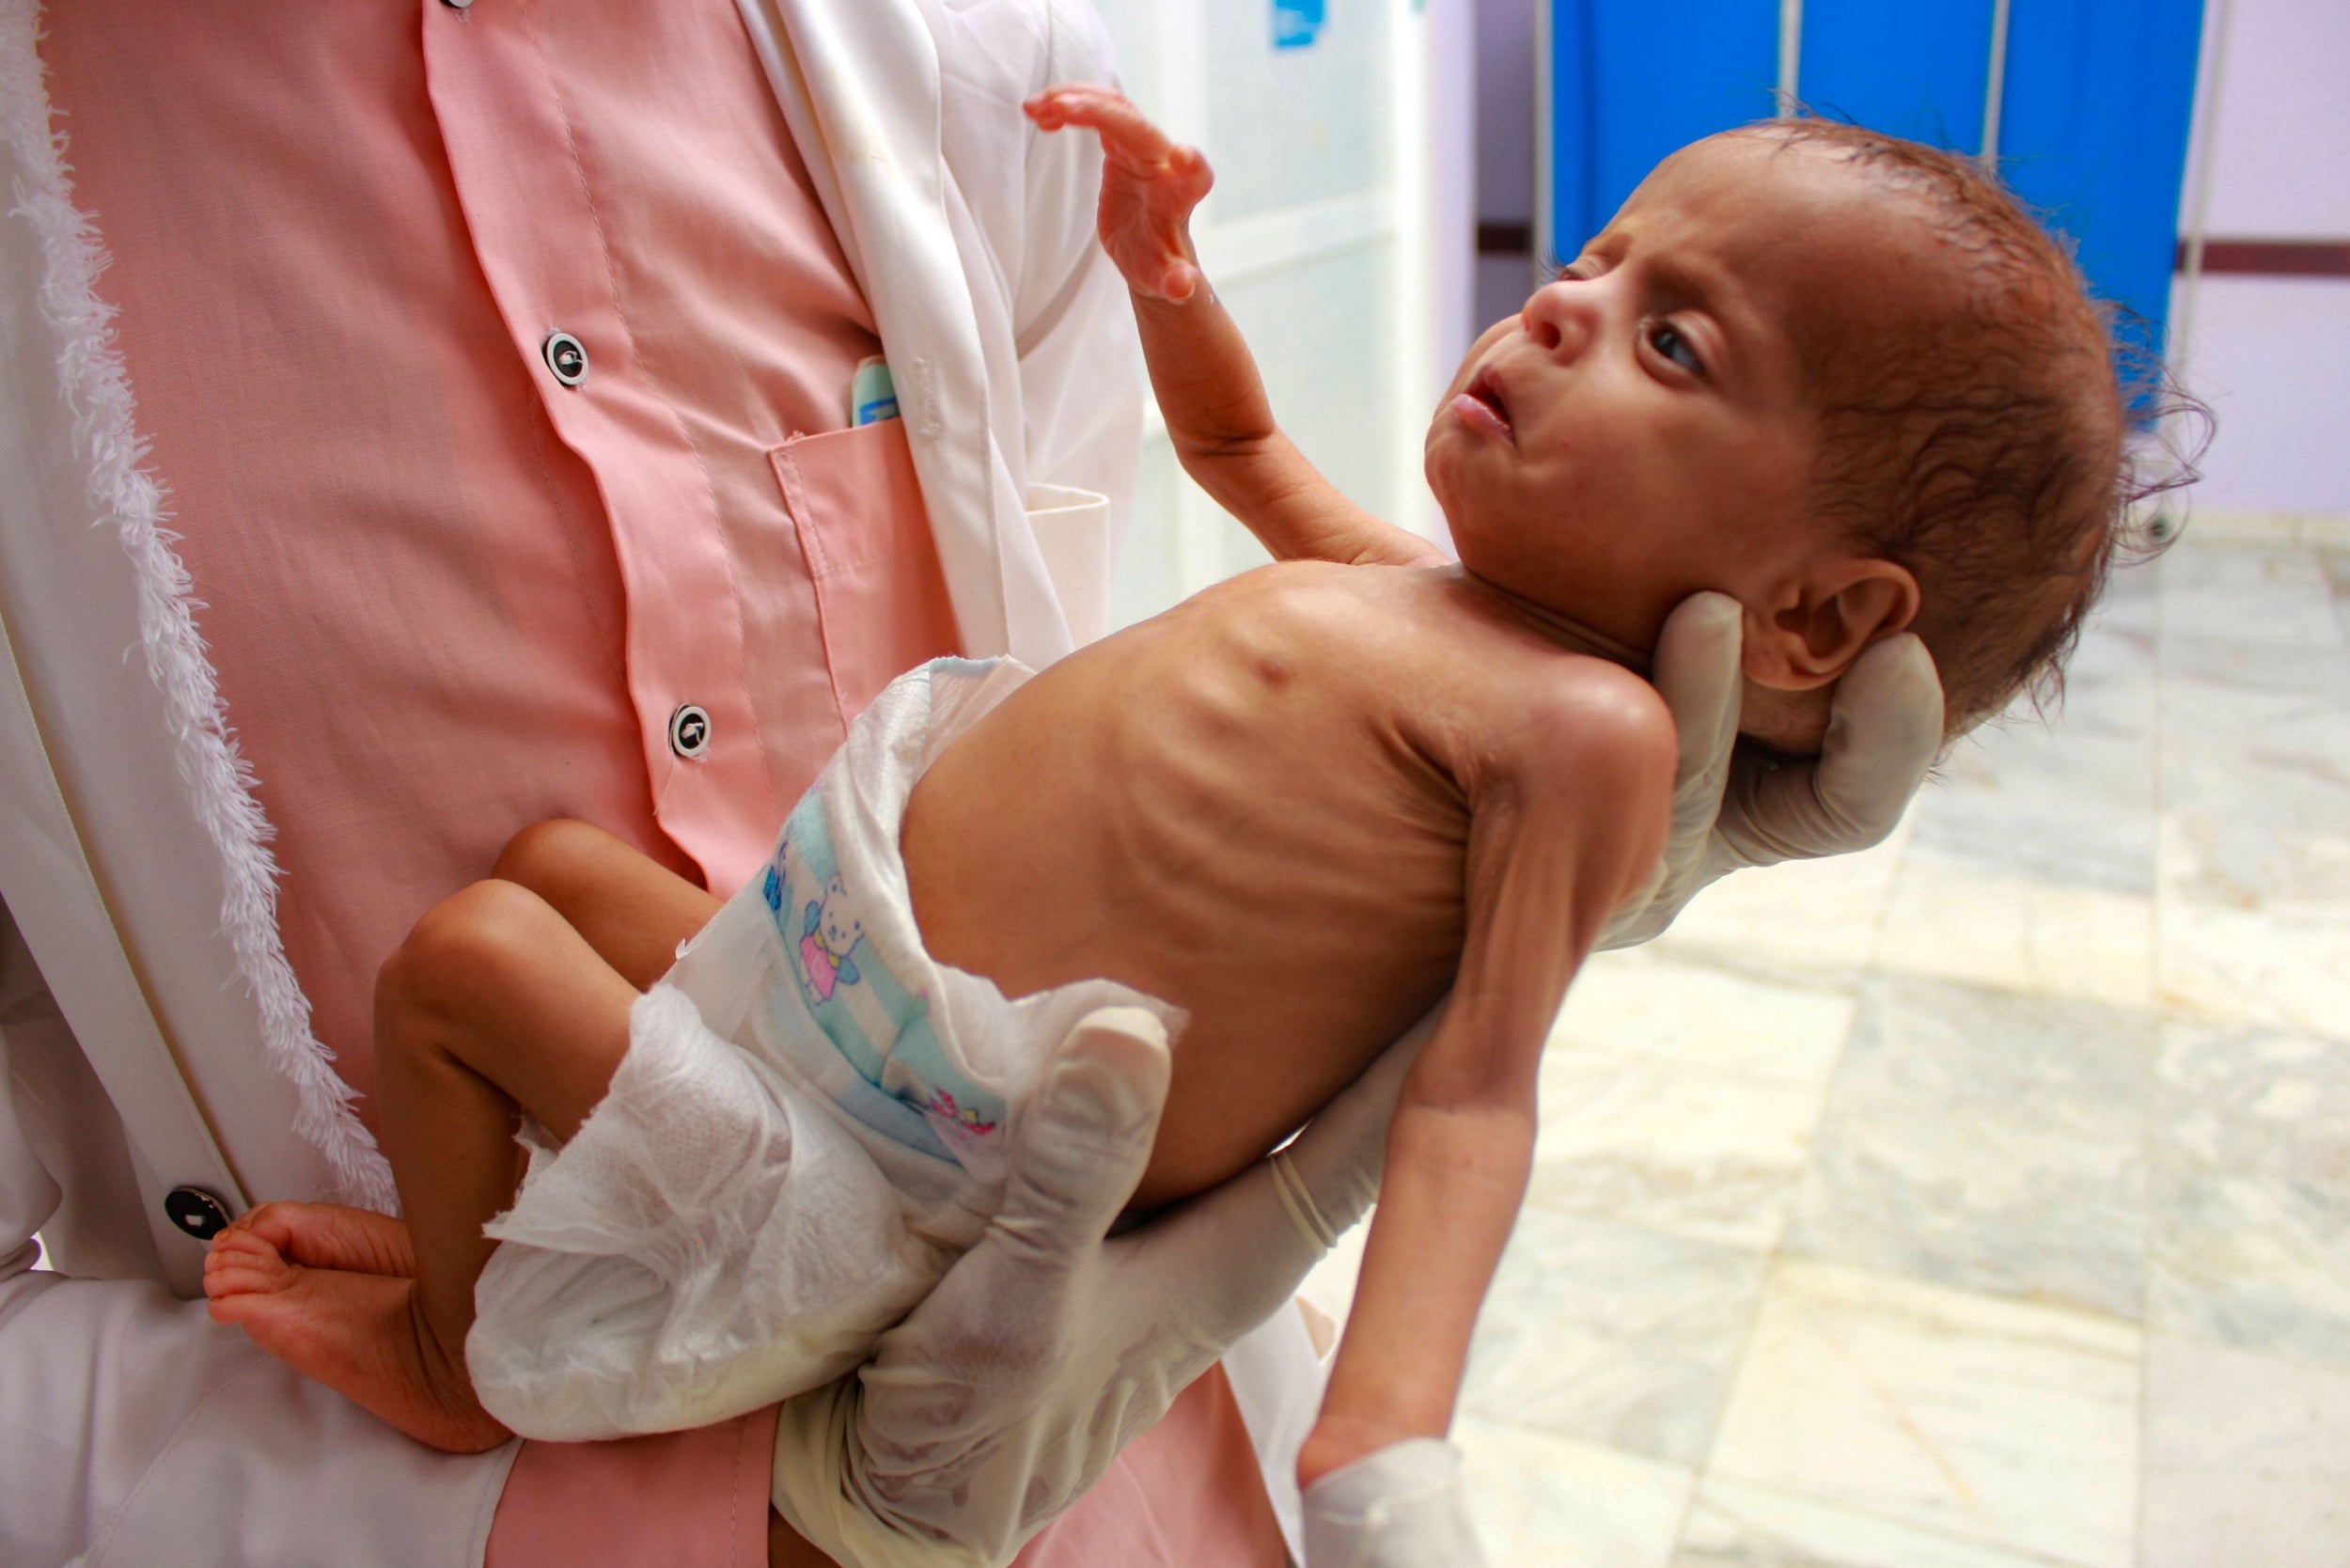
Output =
[
  {"x1": 164, "y1": 1185, "x2": 234, "y2": 1240},
  {"x1": 541, "y1": 330, "x2": 588, "y2": 387},
  {"x1": 441, "y1": 0, "x2": 474, "y2": 10},
  {"x1": 669, "y1": 703, "x2": 713, "y2": 760}
]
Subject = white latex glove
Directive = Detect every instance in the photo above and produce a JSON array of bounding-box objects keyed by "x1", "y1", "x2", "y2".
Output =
[
  {"x1": 771, "y1": 1002, "x2": 1444, "y2": 1568},
  {"x1": 1302, "y1": 1440, "x2": 1485, "y2": 1568},
  {"x1": 1599, "y1": 591, "x2": 1946, "y2": 949}
]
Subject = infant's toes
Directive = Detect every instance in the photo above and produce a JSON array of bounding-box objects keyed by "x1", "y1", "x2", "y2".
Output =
[
  {"x1": 204, "y1": 1258, "x2": 260, "y2": 1301},
  {"x1": 207, "y1": 1226, "x2": 263, "y2": 1262},
  {"x1": 237, "y1": 1200, "x2": 307, "y2": 1250},
  {"x1": 202, "y1": 1228, "x2": 290, "y2": 1298}
]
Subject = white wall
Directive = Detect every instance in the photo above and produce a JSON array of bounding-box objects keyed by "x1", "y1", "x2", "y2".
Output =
[
  {"x1": 2177, "y1": 279, "x2": 2350, "y2": 516},
  {"x1": 2196, "y1": 0, "x2": 2350, "y2": 238},
  {"x1": 2169, "y1": 0, "x2": 2350, "y2": 516}
]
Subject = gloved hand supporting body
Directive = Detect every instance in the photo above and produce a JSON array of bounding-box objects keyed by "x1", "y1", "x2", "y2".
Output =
[{"x1": 771, "y1": 1002, "x2": 1439, "y2": 1568}]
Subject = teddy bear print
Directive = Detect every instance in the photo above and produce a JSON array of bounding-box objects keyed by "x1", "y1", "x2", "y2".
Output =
[{"x1": 797, "y1": 874, "x2": 863, "y2": 1003}]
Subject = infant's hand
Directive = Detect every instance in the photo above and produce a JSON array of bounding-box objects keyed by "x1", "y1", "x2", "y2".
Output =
[{"x1": 1026, "y1": 85, "x2": 1214, "y2": 304}]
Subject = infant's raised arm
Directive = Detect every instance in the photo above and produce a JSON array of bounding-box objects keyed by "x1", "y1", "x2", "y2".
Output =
[{"x1": 1026, "y1": 86, "x2": 1444, "y2": 571}]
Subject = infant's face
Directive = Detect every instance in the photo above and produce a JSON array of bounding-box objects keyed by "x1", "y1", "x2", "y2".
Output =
[{"x1": 1426, "y1": 131, "x2": 1925, "y2": 657}]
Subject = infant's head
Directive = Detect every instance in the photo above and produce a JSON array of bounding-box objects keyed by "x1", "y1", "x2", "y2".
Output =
[{"x1": 1427, "y1": 119, "x2": 2145, "y2": 745}]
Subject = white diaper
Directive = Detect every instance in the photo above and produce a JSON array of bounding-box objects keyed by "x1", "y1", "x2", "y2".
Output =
[{"x1": 465, "y1": 657, "x2": 1184, "y2": 1441}]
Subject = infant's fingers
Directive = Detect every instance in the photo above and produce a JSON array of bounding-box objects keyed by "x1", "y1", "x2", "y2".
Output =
[
  {"x1": 1168, "y1": 145, "x2": 1216, "y2": 199},
  {"x1": 1023, "y1": 86, "x2": 1118, "y2": 129},
  {"x1": 1026, "y1": 86, "x2": 1176, "y2": 163}
]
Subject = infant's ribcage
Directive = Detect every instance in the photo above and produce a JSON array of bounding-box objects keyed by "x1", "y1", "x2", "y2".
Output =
[{"x1": 901, "y1": 583, "x2": 1472, "y2": 1207}]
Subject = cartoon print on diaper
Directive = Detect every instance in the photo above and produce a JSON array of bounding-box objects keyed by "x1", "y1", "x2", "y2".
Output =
[
  {"x1": 796, "y1": 876, "x2": 863, "y2": 1004},
  {"x1": 762, "y1": 782, "x2": 1008, "y2": 1168},
  {"x1": 925, "y1": 1089, "x2": 995, "y2": 1137}
]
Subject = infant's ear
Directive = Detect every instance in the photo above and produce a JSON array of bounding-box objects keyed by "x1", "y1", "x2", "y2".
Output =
[{"x1": 1742, "y1": 557, "x2": 1919, "y2": 692}]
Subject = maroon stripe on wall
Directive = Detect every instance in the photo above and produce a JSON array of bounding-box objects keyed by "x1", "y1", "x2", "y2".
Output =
[
  {"x1": 1476, "y1": 227, "x2": 2350, "y2": 276},
  {"x1": 2177, "y1": 240, "x2": 2350, "y2": 277},
  {"x1": 1478, "y1": 221, "x2": 1535, "y2": 256}
]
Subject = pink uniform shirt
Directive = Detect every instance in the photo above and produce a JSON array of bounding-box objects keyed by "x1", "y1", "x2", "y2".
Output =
[{"x1": 39, "y1": 3, "x2": 1274, "y2": 1563}]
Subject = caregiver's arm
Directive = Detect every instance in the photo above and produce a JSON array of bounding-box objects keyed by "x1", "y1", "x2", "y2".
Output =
[{"x1": 1025, "y1": 86, "x2": 1444, "y2": 571}]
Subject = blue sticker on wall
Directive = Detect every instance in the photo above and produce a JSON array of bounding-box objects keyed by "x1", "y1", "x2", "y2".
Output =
[{"x1": 1274, "y1": 0, "x2": 1324, "y2": 50}]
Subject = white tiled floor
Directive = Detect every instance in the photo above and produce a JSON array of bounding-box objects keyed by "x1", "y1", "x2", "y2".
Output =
[{"x1": 1301, "y1": 525, "x2": 2350, "y2": 1566}]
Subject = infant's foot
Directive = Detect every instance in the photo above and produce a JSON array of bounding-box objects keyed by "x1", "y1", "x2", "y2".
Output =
[
  {"x1": 219, "y1": 1199, "x2": 418, "y2": 1277},
  {"x1": 204, "y1": 1202, "x2": 509, "y2": 1454}
]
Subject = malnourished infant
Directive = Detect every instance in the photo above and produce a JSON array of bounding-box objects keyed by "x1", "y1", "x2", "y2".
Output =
[{"x1": 205, "y1": 87, "x2": 2132, "y2": 1498}]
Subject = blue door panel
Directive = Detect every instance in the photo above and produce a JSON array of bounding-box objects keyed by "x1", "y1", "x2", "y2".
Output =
[
  {"x1": 1796, "y1": 0, "x2": 1998, "y2": 152},
  {"x1": 1999, "y1": 0, "x2": 2206, "y2": 358},
  {"x1": 1544, "y1": 0, "x2": 2205, "y2": 357},
  {"x1": 1547, "y1": 0, "x2": 1777, "y2": 253}
]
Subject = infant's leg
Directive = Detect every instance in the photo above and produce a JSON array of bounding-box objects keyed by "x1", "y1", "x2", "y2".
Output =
[
  {"x1": 206, "y1": 880, "x2": 640, "y2": 1451},
  {"x1": 202, "y1": 1201, "x2": 509, "y2": 1449},
  {"x1": 373, "y1": 880, "x2": 642, "y2": 1387},
  {"x1": 494, "y1": 817, "x2": 723, "y2": 991}
]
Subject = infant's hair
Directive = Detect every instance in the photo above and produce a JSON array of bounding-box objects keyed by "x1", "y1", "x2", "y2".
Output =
[{"x1": 1746, "y1": 118, "x2": 2200, "y2": 734}]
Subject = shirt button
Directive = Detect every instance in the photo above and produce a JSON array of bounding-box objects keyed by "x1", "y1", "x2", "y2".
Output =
[
  {"x1": 669, "y1": 704, "x2": 713, "y2": 760},
  {"x1": 541, "y1": 331, "x2": 588, "y2": 387},
  {"x1": 441, "y1": 0, "x2": 473, "y2": 9},
  {"x1": 164, "y1": 1185, "x2": 234, "y2": 1240}
]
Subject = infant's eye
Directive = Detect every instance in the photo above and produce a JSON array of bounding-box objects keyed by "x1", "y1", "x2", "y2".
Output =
[{"x1": 1646, "y1": 320, "x2": 1704, "y2": 376}]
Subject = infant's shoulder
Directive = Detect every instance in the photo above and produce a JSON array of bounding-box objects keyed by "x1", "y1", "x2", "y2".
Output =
[
  {"x1": 1474, "y1": 646, "x2": 1675, "y2": 791},
  {"x1": 1225, "y1": 562, "x2": 1673, "y2": 774}
]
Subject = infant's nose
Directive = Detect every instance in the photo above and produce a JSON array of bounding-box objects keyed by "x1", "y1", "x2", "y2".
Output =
[{"x1": 1523, "y1": 278, "x2": 1596, "y2": 361}]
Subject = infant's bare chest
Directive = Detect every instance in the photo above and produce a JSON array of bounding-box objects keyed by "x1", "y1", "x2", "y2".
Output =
[
  {"x1": 906, "y1": 590, "x2": 1493, "y2": 1002},
  {"x1": 1116, "y1": 681, "x2": 1463, "y2": 929}
]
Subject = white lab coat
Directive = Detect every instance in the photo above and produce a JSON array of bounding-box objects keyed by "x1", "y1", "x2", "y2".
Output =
[{"x1": 0, "y1": 1, "x2": 1317, "y2": 1562}]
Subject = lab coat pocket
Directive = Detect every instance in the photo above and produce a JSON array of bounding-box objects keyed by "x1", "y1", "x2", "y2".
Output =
[
  {"x1": 1026, "y1": 483, "x2": 1113, "y2": 648},
  {"x1": 772, "y1": 421, "x2": 959, "y2": 729}
]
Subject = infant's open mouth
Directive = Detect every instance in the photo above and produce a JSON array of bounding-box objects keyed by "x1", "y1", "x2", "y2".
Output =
[{"x1": 1463, "y1": 368, "x2": 1512, "y2": 437}]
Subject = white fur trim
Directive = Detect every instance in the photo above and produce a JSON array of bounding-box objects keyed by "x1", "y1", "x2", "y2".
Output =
[{"x1": 0, "y1": 1, "x2": 396, "y2": 1209}]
